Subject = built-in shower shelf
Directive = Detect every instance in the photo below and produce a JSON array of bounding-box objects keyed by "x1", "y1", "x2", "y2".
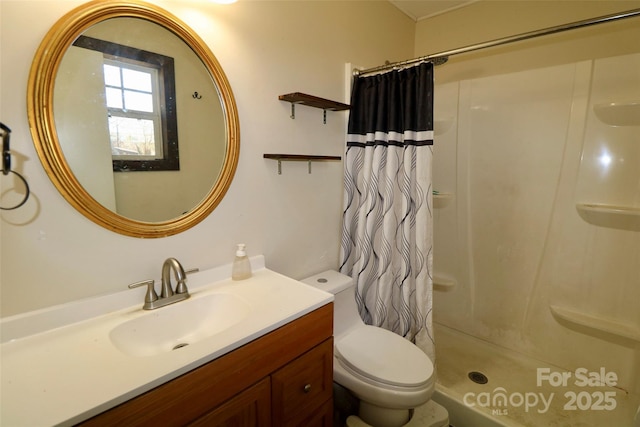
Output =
[
  {"x1": 433, "y1": 192, "x2": 454, "y2": 209},
  {"x1": 550, "y1": 305, "x2": 640, "y2": 344},
  {"x1": 593, "y1": 101, "x2": 640, "y2": 126},
  {"x1": 576, "y1": 203, "x2": 640, "y2": 231},
  {"x1": 434, "y1": 275, "x2": 456, "y2": 291}
]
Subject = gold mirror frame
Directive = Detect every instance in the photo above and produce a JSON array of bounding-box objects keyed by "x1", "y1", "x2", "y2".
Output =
[{"x1": 28, "y1": 0, "x2": 239, "y2": 238}]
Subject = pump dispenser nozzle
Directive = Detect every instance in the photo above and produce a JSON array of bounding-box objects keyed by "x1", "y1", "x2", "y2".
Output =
[{"x1": 236, "y1": 244, "x2": 246, "y2": 257}]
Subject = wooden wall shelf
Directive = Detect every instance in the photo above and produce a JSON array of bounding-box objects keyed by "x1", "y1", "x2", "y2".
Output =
[
  {"x1": 279, "y1": 92, "x2": 349, "y2": 123},
  {"x1": 264, "y1": 154, "x2": 341, "y2": 174},
  {"x1": 278, "y1": 93, "x2": 350, "y2": 111},
  {"x1": 264, "y1": 154, "x2": 341, "y2": 161}
]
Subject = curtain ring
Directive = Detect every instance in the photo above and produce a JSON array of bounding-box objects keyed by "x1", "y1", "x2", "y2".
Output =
[{"x1": 0, "y1": 169, "x2": 30, "y2": 210}]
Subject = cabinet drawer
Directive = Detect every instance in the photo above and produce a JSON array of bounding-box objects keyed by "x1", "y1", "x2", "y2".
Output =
[{"x1": 271, "y1": 338, "x2": 333, "y2": 426}]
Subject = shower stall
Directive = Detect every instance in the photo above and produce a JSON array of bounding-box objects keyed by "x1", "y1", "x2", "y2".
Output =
[{"x1": 431, "y1": 50, "x2": 640, "y2": 426}]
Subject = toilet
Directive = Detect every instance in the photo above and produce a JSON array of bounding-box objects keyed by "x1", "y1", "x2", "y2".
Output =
[{"x1": 302, "y1": 270, "x2": 449, "y2": 427}]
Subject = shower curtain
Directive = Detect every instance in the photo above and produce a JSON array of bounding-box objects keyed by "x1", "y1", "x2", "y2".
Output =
[{"x1": 340, "y1": 62, "x2": 435, "y2": 361}]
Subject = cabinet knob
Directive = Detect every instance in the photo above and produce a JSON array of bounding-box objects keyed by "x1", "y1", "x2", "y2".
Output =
[{"x1": 303, "y1": 383, "x2": 312, "y2": 393}]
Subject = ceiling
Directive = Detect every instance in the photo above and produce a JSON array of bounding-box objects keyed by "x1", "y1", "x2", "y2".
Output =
[{"x1": 389, "y1": 0, "x2": 476, "y2": 21}]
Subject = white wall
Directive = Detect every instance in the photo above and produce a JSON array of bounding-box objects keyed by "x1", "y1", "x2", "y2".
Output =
[
  {"x1": 55, "y1": 46, "x2": 117, "y2": 212},
  {"x1": 0, "y1": 0, "x2": 414, "y2": 316},
  {"x1": 416, "y1": 0, "x2": 640, "y2": 83}
]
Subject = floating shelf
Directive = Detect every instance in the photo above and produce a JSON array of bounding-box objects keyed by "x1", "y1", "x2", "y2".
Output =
[
  {"x1": 593, "y1": 101, "x2": 640, "y2": 126},
  {"x1": 279, "y1": 92, "x2": 350, "y2": 123},
  {"x1": 550, "y1": 305, "x2": 640, "y2": 345},
  {"x1": 264, "y1": 154, "x2": 342, "y2": 174},
  {"x1": 576, "y1": 203, "x2": 640, "y2": 231}
]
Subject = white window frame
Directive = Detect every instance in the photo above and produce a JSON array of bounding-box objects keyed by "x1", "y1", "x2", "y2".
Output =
[{"x1": 104, "y1": 58, "x2": 164, "y2": 161}]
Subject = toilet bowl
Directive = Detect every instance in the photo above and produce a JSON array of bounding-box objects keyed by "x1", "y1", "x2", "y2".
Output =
[{"x1": 302, "y1": 270, "x2": 449, "y2": 427}]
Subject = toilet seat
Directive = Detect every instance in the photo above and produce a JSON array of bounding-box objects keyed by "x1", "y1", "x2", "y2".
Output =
[{"x1": 335, "y1": 325, "x2": 434, "y2": 388}]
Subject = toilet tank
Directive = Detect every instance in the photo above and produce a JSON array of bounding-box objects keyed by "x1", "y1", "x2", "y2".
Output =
[{"x1": 301, "y1": 270, "x2": 364, "y2": 337}]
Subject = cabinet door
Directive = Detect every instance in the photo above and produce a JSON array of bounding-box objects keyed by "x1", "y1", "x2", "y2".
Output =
[
  {"x1": 189, "y1": 378, "x2": 271, "y2": 427},
  {"x1": 272, "y1": 338, "x2": 333, "y2": 427},
  {"x1": 298, "y1": 398, "x2": 333, "y2": 427}
]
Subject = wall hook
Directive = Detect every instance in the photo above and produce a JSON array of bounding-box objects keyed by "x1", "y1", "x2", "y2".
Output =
[
  {"x1": 1, "y1": 122, "x2": 11, "y2": 176},
  {"x1": 192, "y1": 92, "x2": 202, "y2": 99},
  {"x1": 0, "y1": 122, "x2": 30, "y2": 210}
]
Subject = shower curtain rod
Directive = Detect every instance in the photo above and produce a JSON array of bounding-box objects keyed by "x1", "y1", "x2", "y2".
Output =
[{"x1": 354, "y1": 7, "x2": 640, "y2": 76}]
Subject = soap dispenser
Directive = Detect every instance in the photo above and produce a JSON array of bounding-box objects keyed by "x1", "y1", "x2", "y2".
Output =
[{"x1": 231, "y1": 243, "x2": 252, "y2": 280}]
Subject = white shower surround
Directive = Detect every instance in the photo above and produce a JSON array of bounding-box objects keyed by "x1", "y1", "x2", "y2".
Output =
[{"x1": 432, "y1": 52, "x2": 640, "y2": 426}]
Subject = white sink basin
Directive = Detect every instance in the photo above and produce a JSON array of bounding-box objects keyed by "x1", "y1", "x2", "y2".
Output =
[{"x1": 109, "y1": 293, "x2": 251, "y2": 357}]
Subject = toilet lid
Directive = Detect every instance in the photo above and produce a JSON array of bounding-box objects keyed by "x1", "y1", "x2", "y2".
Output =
[{"x1": 335, "y1": 325, "x2": 434, "y2": 387}]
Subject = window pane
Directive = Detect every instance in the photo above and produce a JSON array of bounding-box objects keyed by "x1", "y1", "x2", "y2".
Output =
[
  {"x1": 103, "y1": 64, "x2": 121, "y2": 87},
  {"x1": 108, "y1": 116, "x2": 157, "y2": 156},
  {"x1": 122, "y1": 68, "x2": 152, "y2": 92},
  {"x1": 101, "y1": 55, "x2": 170, "y2": 167},
  {"x1": 124, "y1": 90, "x2": 153, "y2": 112},
  {"x1": 105, "y1": 87, "x2": 123, "y2": 109}
]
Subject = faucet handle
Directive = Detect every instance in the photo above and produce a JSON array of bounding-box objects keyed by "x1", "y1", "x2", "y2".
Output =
[
  {"x1": 175, "y1": 268, "x2": 199, "y2": 295},
  {"x1": 129, "y1": 279, "x2": 158, "y2": 306}
]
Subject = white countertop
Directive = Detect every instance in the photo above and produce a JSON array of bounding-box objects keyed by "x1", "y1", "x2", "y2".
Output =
[{"x1": 0, "y1": 257, "x2": 333, "y2": 426}]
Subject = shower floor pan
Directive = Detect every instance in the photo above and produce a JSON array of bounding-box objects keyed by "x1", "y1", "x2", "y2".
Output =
[{"x1": 432, "y1": 324, "x2": 639, "y2": 427}]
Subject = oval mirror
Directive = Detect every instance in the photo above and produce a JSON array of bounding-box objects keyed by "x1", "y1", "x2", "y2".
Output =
[{"x1": 28, "y1": 0, "x2": 239, "y2": 238}]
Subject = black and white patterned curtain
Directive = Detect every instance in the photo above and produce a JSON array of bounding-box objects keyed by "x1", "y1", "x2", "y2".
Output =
[{"x1": 340, "y1": 62, "x2": 435, "y2": 360}]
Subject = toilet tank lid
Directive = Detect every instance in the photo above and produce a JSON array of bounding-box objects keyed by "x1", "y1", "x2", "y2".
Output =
[{"x1": 300, "y1": 270, "x2": 353, "y2": 295}]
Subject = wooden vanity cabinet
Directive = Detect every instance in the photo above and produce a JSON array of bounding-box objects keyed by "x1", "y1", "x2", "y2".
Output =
[
  {"x1": 188, "y1": 377, "x2": 271, "y2": 426},
  {"x1": 78, "y1": 303, "x2": 333, "y2": 427}
]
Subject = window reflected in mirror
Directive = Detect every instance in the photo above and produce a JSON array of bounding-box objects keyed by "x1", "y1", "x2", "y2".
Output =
[{"x1": 73, "y1": 35, "x2": 179, "y2": 172}]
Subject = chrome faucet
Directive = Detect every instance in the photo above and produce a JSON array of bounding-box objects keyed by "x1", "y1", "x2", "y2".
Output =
[{"x1": 129, "y1": 258, "x2": 198, "y2": 310}]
